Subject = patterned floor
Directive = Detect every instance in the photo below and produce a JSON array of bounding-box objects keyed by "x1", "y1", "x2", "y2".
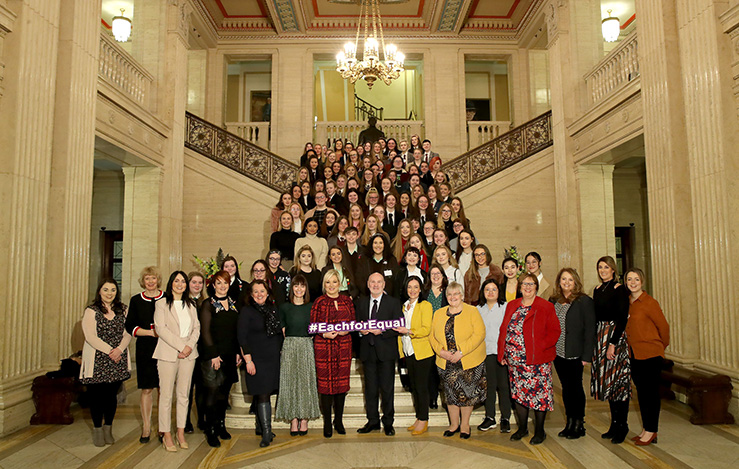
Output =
[{"x1": 0, "y1": 386, "x2": 737, "y2": 468}]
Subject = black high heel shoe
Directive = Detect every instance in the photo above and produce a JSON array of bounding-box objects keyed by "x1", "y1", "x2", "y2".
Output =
[{"x1": 443, "y1": 427, "x2": 460, "y2": 437}]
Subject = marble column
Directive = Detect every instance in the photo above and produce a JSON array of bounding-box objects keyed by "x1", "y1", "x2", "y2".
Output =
[
  {"x1": 204, "y1": 48, "x2": 224, "y2": 123},
  {"x1": 546, "y1": 0, "x2": 603, "y2": 271},
  {"x1": 720, "y1": 2, "x2": 739, "y2": 114},
  {"x1": 673, "y1": 0, "x2": 738, "y2": 374},
  {"x1": 157, "y1": 0, "x2": 191, "y2": 274},
  {"x1": 425, "y1": 45, "x2": 466, "y2": 159},
  {"x1": 43, "y1": 0, "x2": 101, "y2": 365},
  {"x1": 121, "y1": 166, "x2": 162, "y2": 303},
  {"x1": 0, "y1": 0, "x2": 60, "y2": 435},
  {"x1": 187, "y1": 49, "x2": 207, "y2": 116},
  {"x1": 528, "y1": 50, "x2": 550, "y2": 117},
  {"x1": 272, "y1": 46, "x2": 313, "y2": 159},
  {"x1": 635, "y1": 0, "x2": 700, "y2": 363},
  {"x1": 575, "y1": 164, "x2": 616, "y2": 291}
]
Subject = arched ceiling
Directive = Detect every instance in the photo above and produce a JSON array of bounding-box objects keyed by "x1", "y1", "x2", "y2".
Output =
[{"x1": 192, "y1": 0, "x2": 544, "y2": 38}]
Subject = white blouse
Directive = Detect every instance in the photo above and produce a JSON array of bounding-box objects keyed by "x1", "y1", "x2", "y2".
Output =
[
  {"x1": 174, "y1": 300, "x2": 191, "y2": 338},
  {"x1": 401, "y1": 299, "x2": 417, "y2": 357}
]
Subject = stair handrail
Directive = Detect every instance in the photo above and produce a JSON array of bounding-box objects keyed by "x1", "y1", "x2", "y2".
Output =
[
  {"x1": 444, "y1": 111, "x2": 553, "y2": 192},
  {"x1": 185, "y1": 112, "x2": 299, "y2": 193},
  {"x1": 354, "y1": 94, "x2": 384, "y2": 121}
]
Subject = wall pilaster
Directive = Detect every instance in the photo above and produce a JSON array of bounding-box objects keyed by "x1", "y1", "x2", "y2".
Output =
[
  {"x1": 635, "y1": 0, "x2": 699, "y2": 362},
  {"x1": 43, "y1": 0, "x2": 101, "y2": 364}
]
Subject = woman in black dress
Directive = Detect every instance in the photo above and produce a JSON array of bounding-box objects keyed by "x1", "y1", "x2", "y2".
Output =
[
  {"x1": 238, "y1": 279, "x2": 284, "y2": 447},
  {"x1": 124, "y1": 266, "x2": 163, "y2": 443},
  {"x1": 81, "y1": 278, "x2": 131, "y2": 446},
  {"x1": 291, "y1": 245, "x2": 323, "y2": 301},
  {"x1": 591, "y1": 255, "x2": 632, "y2": 444},
  {"x1": 198, "y1": 270, "x2": 241, "y2": 448}
]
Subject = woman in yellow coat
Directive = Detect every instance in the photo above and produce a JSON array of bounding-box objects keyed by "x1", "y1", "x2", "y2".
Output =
[
  {"x1": 394, "y1": 277, "x2": 434, "y2": 435},
  {"x1": 429, "y1": 281, "x2": 487, "y2": 439}
]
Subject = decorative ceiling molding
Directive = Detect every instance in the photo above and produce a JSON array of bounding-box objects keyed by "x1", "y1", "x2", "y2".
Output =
[
  {"x1": 437, "y1": 0, "x2": 466, "y2": 32},
  {"x1": 270, "y1": 0, "x2": 301, "y2": 32}
]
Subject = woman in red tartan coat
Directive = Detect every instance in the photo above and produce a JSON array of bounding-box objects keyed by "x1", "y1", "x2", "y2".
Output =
[{"x1": 310, "y1": 270, "x2": 356, "y2": 438}]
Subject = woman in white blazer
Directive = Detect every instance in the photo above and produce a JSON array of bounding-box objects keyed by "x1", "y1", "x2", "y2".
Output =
[{"x1": 154, "y1": 271, "x2": 201, "y2": 451}]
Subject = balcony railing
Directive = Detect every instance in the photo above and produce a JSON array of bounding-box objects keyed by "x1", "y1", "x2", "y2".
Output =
[
  {"x1": 225, "y1": 122, "x2": 271, "y2": 150},
  {"x1": 315, "y1": 120, "x2": 424, "y2": 147},
  {"x1": 186, "y1": 113, "x2": 298, "y2": 193},
  {"x1": 584, "y1": 31, "x2": 639, "y2": 105},
  {"x1": 444, "y1": 111, "x2": 553, "y2": 192},
  {"x1": 98, "y1": 32, "x2": 154, "y2": 109},
  {"x1": 467, "y1": 121, "x2": 512, "y2": 150}
]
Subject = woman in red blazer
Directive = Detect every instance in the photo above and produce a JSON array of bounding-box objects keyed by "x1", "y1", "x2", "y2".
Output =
[{"x1": 498, "y1": 273, "x2": 560, "y2": 445}]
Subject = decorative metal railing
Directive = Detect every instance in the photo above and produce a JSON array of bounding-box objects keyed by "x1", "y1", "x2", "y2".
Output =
[
  {"x1": 445, "y1": 111, "x2": 553, "y2": 192},
  {"x1": 466, "y1": 121, "x2": 512, "y2": 150},
  {"x1": 354, "y1": 94, "x2": 384, "y2": 121},
  {"x1": 98, "y1": 32, "x2": 154, "y2": 108},
  {"x1": 185, "y1": 112, "x2": 298, "y2": 193},
  {"x1": 584, "y1": 31, "x2": 639, "y2": 105}
]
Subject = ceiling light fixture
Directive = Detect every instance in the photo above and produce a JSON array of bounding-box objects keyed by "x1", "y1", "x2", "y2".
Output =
[
  {"x1": 336, "y1": 0, "x2": 404, "y2": 89},
  {"x1": 112, "y1": 8, "x2": 132, "y2": 43},
  {"x1": 601, "y1": 9, "x2": 620, "y2": 43}
]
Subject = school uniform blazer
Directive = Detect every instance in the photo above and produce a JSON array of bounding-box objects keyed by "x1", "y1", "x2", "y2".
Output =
[
  {"x1": 429, "y1": 303, "x2": 486, "y2": 370},
  {"x1": 397, "y1": 300, "x2": 434, "y2": 360},
  {"x1": 153, "y1": 300, "x2": 200, "y2": 362}
]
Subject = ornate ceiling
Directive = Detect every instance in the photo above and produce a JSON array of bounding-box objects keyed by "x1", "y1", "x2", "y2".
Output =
[{"x1": 192, "y1": 0, "x2": 544, "y2": 38}]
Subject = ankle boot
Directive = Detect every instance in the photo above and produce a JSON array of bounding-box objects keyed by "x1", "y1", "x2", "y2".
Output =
[
  {"x1": 558, "y1": 417, "x2": 574, "y2": 438},
  {"x1": 205, "y1": 425, "x2": 221, "y2": 448},
  {"x1": 257, "y1": 402, "x2": 273, "y2": 447},
  {"x1": 216, "y1": 420, "x2": 231, "y2": 440},
  {"x1": 102, "y1": 424, "x2": 115, "y2": 445},
  {"x1": 602, "y1": 401, "x2": 617, "y2": 439},
  {"x1": 567, "y1": 419, "x2": 585, "y2": 439},
  {"x1": 333, "y1": 393, "x2": 346, "y2": 434},
  {"x1": 92, "y1": 427, "x2": 105, "y2": 447}
]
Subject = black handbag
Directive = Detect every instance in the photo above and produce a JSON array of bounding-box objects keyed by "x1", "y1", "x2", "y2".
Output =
[{"x1": 200, "y1": 360, "x2": 225, "y2": 388}]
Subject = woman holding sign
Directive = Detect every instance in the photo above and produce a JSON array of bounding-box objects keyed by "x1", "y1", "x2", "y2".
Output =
[{"x1": 311, "y1": 269, "x2": 356, "y2": 438}]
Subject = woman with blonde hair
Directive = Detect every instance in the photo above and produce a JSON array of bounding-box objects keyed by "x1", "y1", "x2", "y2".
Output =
[
  {"x1": 125, "y1": 266, "x2": 164, "y2": 444},
  {"x1": 433, "y1": 245, "x2": 464, "y2": 292},
  {"x1": 360, "y1": 214, "x2": 388, "y2": 248},
  {"x1": 290, "y1": 244, "x2": 323, "y2": 302},
  {"x1": 289, "y1": 202, "x2": 305, "y2": 234},
  {"x1": 429, "y1": 282, "x2": 487, "y2": 439}
]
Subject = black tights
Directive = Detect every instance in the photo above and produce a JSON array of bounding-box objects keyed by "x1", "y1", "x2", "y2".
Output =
[
  {"x1": 320, "y1": 393, "x2": 346, "y2": 424},
  {"x1": 514, "y1": 401, "x2": 547, "y2": 435},
  {"x1": 204, "y1": 380, "x2": 233, "y2": 427},
  {"x1": 87, "y1": 381, "x2": 122, "y2": 428},
  {"x1": 254, "y1": 394, "x2": 270, "y2": 404}
]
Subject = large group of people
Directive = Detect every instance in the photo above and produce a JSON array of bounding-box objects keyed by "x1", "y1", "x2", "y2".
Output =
[{"x1": 80, "y1": 136, "x2": 670, "y2": 451}]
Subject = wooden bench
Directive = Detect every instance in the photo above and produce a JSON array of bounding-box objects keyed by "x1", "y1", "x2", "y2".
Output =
[{"x1": 660, "y1": 360, "x2": 735, "y2": 425}]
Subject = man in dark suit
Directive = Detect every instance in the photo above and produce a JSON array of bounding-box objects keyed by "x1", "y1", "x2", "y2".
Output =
[{"x1": 355, "y1": 273, "x2": 402, "y2": 435}]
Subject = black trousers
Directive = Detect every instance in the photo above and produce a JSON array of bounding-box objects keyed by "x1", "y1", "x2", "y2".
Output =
[
  {"x1": 407, "y1": 354, "x2": 434, "y2": 420},
  {"x1": 362, "y1": 347, "x2": 396, "y2": 427},
  {"x1": 428, "y1": 364, "x2": 441, "y2": 404},
  {"x1": 185, "y1": 360, "x2": 203, "y2": 426},
  {"x1": 484, "y1": 354, "x2": 512, "y2": 420},
  {"x1": 631, "y1": 356, "x2": 663, "y2": 432},
  {"x1": 87, "y1": 381, "x2": 122, "y2": 427},
  {"x1": 554, "y1": 356, "x2": 586, "y2": 419}
]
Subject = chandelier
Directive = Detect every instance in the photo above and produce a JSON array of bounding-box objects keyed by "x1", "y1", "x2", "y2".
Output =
[
  {"x1": 336, "y1": 0, "x2": 405, "y2": 89},
  {"x1": 112, "y1": 9, "x2": 132, "y2": 42},
  {"x1": 601, "y1": 9, "x2": 620, "y2": 43}
]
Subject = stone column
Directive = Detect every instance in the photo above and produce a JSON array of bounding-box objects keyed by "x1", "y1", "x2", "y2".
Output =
[
  {"x1": 187, "y1": 49, "x2": 207, "y2": 116},
  {"x1": 635, "y1": 0, "x2": 699, "y2": 362},
  {"x1": 575, "y1": 164, "x2": 616, "y2": 291},
  {"x1": 425, "y1": 45, "x2": 466, "y2": 158},
  {"x1": 0, "y1": 0, "x2": 16, "y2": 105},
  {"x1": 204, "y1": 48, "x2": 224, "y2": 123},
  {"x1": 157, "y1": 0, "x2": 191, "y2": 274},
  {"x1": 121, "y1": 166, "x2": 163, "y2": 302},
  {"x1": 43, "y1": 0, "x2": 101, "y2": 364},
  {"x1": 511, "y1": 48, "x2": 531, "y2": 125},
  {"x1": 272, "y1": 45, "x2": 313, "y2": 159},
  {"x1": 528, "y1": 49, "x2": 550, "y2": 117},
  {"x1": 0, "y1": 0, "x2": 60, "y2": 435},
  {"x1": 546, "y1": 0, "x2": 602, "y2": 271},
  {"x1": 674, "y1": 0, "x2": 738, "y2": 374}
]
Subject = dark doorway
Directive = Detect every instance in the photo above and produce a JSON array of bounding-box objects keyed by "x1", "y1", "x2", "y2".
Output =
[
  {"x1": 102, "y1": 230, "x2": 123, "y2": 285},
  {"x1": 614, "y1": 226, "x2": 634, "y2": 281}
]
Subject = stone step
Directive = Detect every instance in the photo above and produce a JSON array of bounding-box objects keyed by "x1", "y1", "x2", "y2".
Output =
[{"x1": 225, "y1": 405, "x2": 490, "y2": 430}]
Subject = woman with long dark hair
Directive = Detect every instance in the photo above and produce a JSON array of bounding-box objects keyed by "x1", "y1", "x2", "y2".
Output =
[
  {"x1": 198, "y1": 270, "x2": 241, "y2": 448},
  {"x1": 154, "y1": 271, "x2": 200, "y2": 451},
  {"x1": 81, "y1": 278, "x2": 131, "y2": 446},
  {"x1": 238, "y1": 279, "x2": 284, "y2": 447}
]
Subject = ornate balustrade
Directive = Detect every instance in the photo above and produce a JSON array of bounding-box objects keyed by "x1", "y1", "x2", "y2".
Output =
[
  {"x1": 584, "y1": 31, "x2": 639, "y2": 105},
  {"x1": 444, "y1": 111, "x2": 553, "y2": 192},
  {"x1": 225, "y1": 122, "x2": 271, "y2": 150},
  {"x1": 467, "y1": 121, "x2": 512, "y2": 150},
  {"x1": 315, "y1": 120, "x2": 424, "y2": 146},
  {"x1": 98, "y1": 32, "x2": 153, "y2": 108},
  {"x1": 186, "y1": 112, "x2": 298, "y2": 193}
]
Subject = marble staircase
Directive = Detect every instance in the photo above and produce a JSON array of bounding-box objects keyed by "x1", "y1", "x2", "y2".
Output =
[{"x1": 226, "y1": 357, "x2": 488, "y2": 430}]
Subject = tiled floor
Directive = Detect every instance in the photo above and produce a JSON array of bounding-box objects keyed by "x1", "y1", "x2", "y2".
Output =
[{"x1": 1, "y1": 387, "x2": 737, "y2": 468}]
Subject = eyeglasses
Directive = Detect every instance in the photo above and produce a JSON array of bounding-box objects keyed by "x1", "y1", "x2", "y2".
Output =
[
  {"x1": 521, "y1": 282, "x2": 536, "y2": 287},
  {"x1": 474, "y1": 252, "x2": 487, "y2": 258},
  {"x1": 253, "y1": 268, "x2": 266, "y2": 273}
]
